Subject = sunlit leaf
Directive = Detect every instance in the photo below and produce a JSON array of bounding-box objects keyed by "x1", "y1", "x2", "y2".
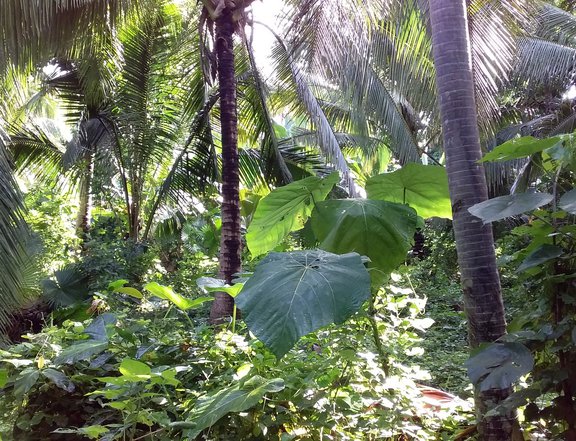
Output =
[
  {"x1": 481, "y1": 136, "x2": 563, "y2": 162},
  {"x1": 119, "y1": 358, "x2": 151, "y2": 381},
  {"x1": 246, "y1": 173, "x2": 339, "y2": 257},
  {"x1": 114, "y1": 287, "x2": 143, "y2": 299},
  {"x1": 366, "y1": 164, "x2": 452, "y2": 219},
  {"x1": 108, "y1": 279, "x2": 130, "y2": 290},
  {"x1": 144, "y1": 282, "x2": 211, "y2": 310}
]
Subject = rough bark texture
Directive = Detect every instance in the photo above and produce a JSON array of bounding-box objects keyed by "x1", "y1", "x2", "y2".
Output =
[
  {"x1": 210, "y1": 8, "x2": 241, "y2": 323},
  {"x1": 428, "y1": 1, "x2": 514, "y2": 439},
  {"x1": 75, "y1": 152, "x2": 94, "y2": 242}
]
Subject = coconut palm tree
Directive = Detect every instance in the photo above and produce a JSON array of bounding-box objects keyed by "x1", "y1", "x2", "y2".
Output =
[{"x1": 428, "y1": 1, "x2": 512, "y2": 439}]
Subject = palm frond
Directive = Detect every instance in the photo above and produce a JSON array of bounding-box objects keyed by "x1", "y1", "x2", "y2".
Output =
[
  {"x1": 535, "y1": 3, "x2": 576, "y2": 45},
  {"x1": 0, "y1": 125, "x2": 34, "y2": 342},
  {"x1": 514, "y1": 37, "x2": 576, "y2": 90},
  {"x1": 238, "y1": 35, "x2": 293, "y2": 186},
  {"x1": 0, "y1": 0, "x2": 133, "y2": 75}
]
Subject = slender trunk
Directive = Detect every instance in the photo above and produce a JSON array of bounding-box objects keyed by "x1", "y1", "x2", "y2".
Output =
[
  {"x1": 428, "y1": 1, "x2": 513, "y2": 439},
  {"x1": 210, "y1": 8, "x2": 241, "y2": 323},
  {"x1": 75, "y1": 151, "x2": 94, "y2": 242},
  {"x1": 129, "y1": 178, "x2": 141, "y2": 242}
]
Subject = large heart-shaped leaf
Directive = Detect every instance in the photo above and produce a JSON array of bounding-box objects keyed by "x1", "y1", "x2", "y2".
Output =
[
  {"x1": 180, "y1": 376, "x2": 284, "y2": 438},
  {"x1": 235, "y1": 250, "x2": 371, "y2": 357},
  {"x1": 469, "y1": 193, "x2": 553, "y2": 224},
  {"x1": 466, "y1": 343, "x2": 534, "y2": 391},
  {"x1": 366, "y1": 164, "x2": 452, "y2": 219},
  {"x1": 246, "y1": 172, "x2": 339, "y2": 257},
  {"x1": 559, "y1": 188, "x2": 576, "y2": 214},
  {"x1": 311, "y1": 199, "x2": 417, "y2": 279},
  {"x1": 480, "y1": 136, "x2": 563, "y2": 162}
]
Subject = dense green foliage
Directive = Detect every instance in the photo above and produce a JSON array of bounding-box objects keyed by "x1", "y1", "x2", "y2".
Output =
[{"x1": 3, "y1": 0, "x2": 576, "y2": 440}]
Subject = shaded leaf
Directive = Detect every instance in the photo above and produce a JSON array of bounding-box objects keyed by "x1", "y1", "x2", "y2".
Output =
[
  {"x1": 83, "y1": 313, "x2": 117, "y2": 341},
  {"x1": 481, "y1": 136, "x2": 563, "y2": 162},
  {"x1": 14, "y1": 368, "x2": 40, "y2": 398},
  {"x1": 366, "y1": 164, "x2": 452, "y2": 219},
  {"x1": 236, "y1": 250, "x2": 371, "y2": 358},
  {"x1": 41, "y1": 368, "x2": 75, "y2": 392},
  {"x1": 469, "y1": 193, "x2": 553, "y2": 223},
  {"x1": 517, "y1": 244, "x2": 563, "y2": 273},
  {"x1": 559, "y1": 188, "x2": 576, "y2": 214},
  {"x1": 246, "y1": 173, "x2": 339, "y2": 257},
  {"x1": 183, "y1": 376, "x2": 285, "y2": 438},
  {"x1": 54, "y1": 340, "x2": 108, "y2": 365},
  {"x1": 466, "y1": 343, "x2": 534, "y2": 391},
  {"x1": 0, "y1": 368, "x2": 7, "y2": 387}
]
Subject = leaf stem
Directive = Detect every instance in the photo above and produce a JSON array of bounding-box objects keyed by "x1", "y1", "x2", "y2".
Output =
[{"x1": 368, "y1": 289, "x2": 389, "y2": 376}]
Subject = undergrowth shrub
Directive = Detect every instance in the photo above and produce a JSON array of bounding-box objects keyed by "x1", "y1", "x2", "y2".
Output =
[{"x1": 0, "y1": 280, "x2": 472, "y2": 440}]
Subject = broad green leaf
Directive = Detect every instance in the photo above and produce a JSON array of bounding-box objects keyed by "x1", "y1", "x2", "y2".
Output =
[
  {"x1": 246, "y1": 172, "x2": 339, "y2": 257},
  {"x1": 41, "y1": 368, "x2": 75, "y2": 392},
  {"x1": 14, "y1": 368, "x2": 40, "y2": 398},
  {"x1": 83, "y1": 313, "x2": 117, "y2": 341},
  {"x1": 144, "y1": 282, "x2": 210, "y2": 310},
  {"x1": 480, "y1": 136, "x2": 562, "y2": 162},
  {"x1": 466, "y1": 343, "x2": 533, "y2": 391},
  {"x1": 0, "y1": 368, "x2": 8, "y2": 387},
  {"x1": 183, "y1": 376, "x2": 285, "y2": 438},
  {"x1": 366, "y1": 164, "x2": 452, "y2": 219},
  {"x1": 235, "y1": 250, "x2": 371, "y2": 358},
  {"x1": 54, "y1": 340, "x2": 108, "y2": 365},
  {"x1": 559, "y1": 188, "x2": 576, "y2": 214},
  {"x1": 114, "y1": 287, "x2": 142, "y2": 299},
  {"x1": 119, "y1": 358, "x2": 151, "y2": 381},
  {"x1": 469, "y1": 193, "x2": 553, "y2": 224},
  {"x1": 516, "y1": 244, "x2": 563, "y2": 273},
  {"x1": 311, "y1": 199, "x2": 417, "y2": 280}
]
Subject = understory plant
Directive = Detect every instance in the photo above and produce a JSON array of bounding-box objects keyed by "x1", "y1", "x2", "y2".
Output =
[{"x1": 467, "y1": 135, "x2": 576, "y2": 439}]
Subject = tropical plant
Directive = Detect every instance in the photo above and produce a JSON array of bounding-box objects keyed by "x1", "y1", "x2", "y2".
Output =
[{"x1": 468, "y1": 134, "x2": 576, "y2": 439}]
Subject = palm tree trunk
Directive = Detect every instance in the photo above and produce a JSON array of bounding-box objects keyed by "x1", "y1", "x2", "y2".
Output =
[
  {"x1": 428, "y1": 1, "x2": 513, "y2": 439},
  {"x1": 210, "y1": 7, "x2": 241, "y2": 323},
  {"x1": 75, "y1": 151, "x2": 94, "y2": 242},
  {"x1": 129, "y1": 176, "x2": 142, "y2": 242}
]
